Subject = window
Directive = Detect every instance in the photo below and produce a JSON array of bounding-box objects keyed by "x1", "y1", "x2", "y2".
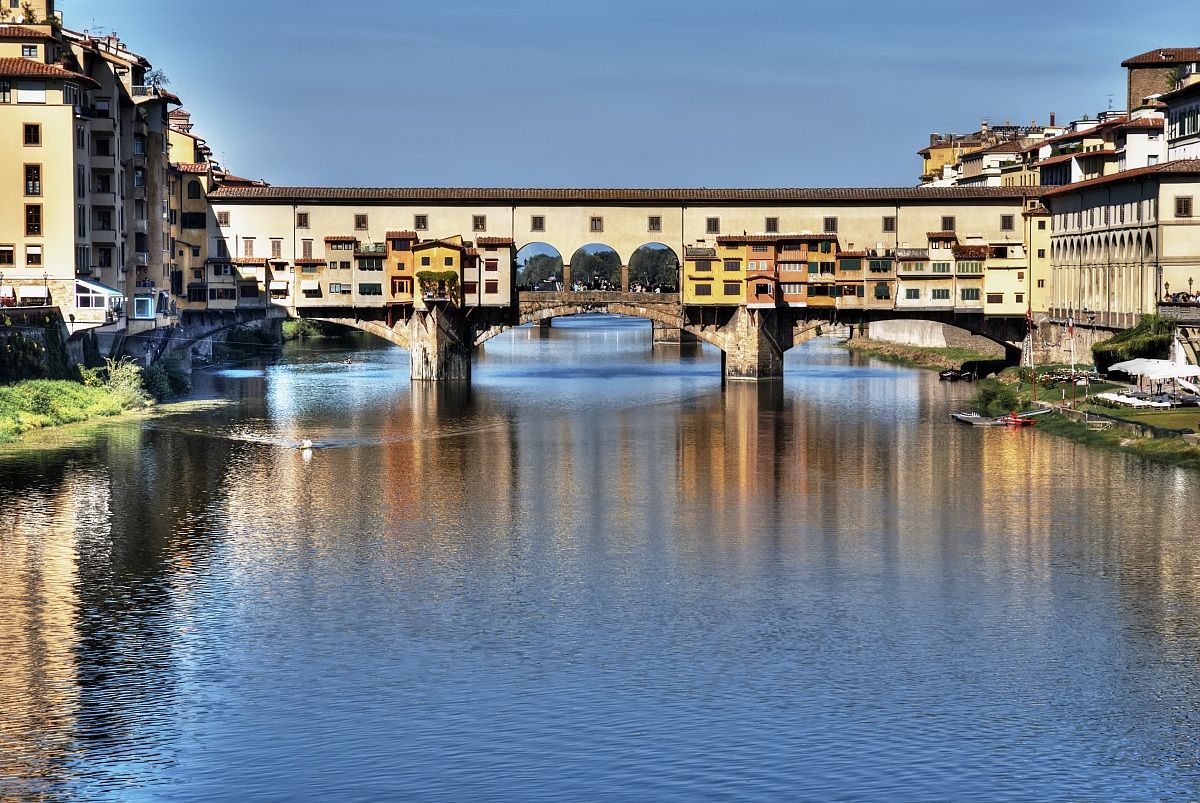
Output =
[
  {"x1": 485, "y1": 259, "x2": 498, "y2": 272},
  {"x1": 1037, "y1": 249, "x2": 1046, "y2": 259},
  {"x1": 296, "y1": 212, "x2": 309, "y2": 228},
  {"x1": 16, "y1": 80, "x2": 44, "y2": 104},
  {"x1": 723, "y1": 259, "x2": 740, "y2": 271},
  {"x1": 271, "y1": 240, "x2": 282, "y2": 259},
  {"x1": 755, "y1": 282, "x2": 772, "y2": 296},
  {"x1": 23, "y1": 123, "x2": 39, "y2": 145},
  {"x1": 723, "y1": 282, "x2": 740, "y2": 295},
  {"x1": 873, "y1": 283, "x2": 890, "y2": 300},
  {"x1": 751, "y1": 244, "x2": 769, "y2": 253},
  {"x1": 648, "y1": 215, "x2": 661, "y2": 232},
  {"x1": 414, "y1": 214, "x2": 428, "y2": 230},
  {"x1": 301, "y1": 240, "x2": 313, "y2": 259},
  {"x1": 191, "y1": 246, "x2": 201, "y2": 258},
  {"x1": 590, "y1": 216, "x2": 604, "y2": 233},
  {"x1": 868, "y1": 260, "x2": 891, "y2": 273},
  {"x1": 931, "y1": 288, "x2": 950, "y2": 300},
  {"x1": 462, "y1": 281, "x2": 478, "y2": 295},
  {"x1": 882, "y1": 216, "x2": 896, "y2": 233},
  {"x1": 530, "y1": 215, "x2": 545, "y2": 232},
  {"x1": 0, "y1": 80, "x2": 8, "y2": 103},
  {"x1": 188, "y1": 180, "x2": 202, "y2": 199},
  {"x1": 0, "y1": 245, "x2": 12, "y2": 265},
  {"x1": 1000, "y1": 214, "x2": 1014, "y2": 231},
  {"x1": 1037, "y1": 279, "x2": 1045, "y2": 288},
  {"x1": 931, "y1": 262, "x2": 951, "y2": 273},
  {"x1": 706, "y1": 217, "x2": 720, "y2": 234},
  {"x1": 905, "y1": 288, "x2": 920, "y2": 300},
  {"x1": 444, "y1": 256, "x2": 454, "y2": 266},
  {"x1": 1015, "y1": 294, "x2": 1024, "y2": 304},
  {"x1": 1176, "y1": 196, "x2": 1194, "y2": 218},
  {"x1": 986, "y1": 293, "x2": 1003, "y2": 304},
  {"x1": 957, "y1": 261, "x2": 983, "y2": 274},
  {"x1": 209, "y1": 287, "x2": 237, "y2": 301},
  {"x1": 484, "y1": 280, "x2": 498, "y2": 294},
  {"x1": 181, "y1": 212, "x2": 205, "y2": 229},
  {"x1": 357, "y1": 257, "x2": 383, "y2": 270},
  {"x1": 823, "y1": 216, "x2": 838, "y2": 233},
  {"x1": 694, "y1": 283, "x2": 712, "y2": 296},
  {"x1": 421, "y1": 256, "x2": 431, "y2": 266},
  {"x1": 941, "y1": 216, "x2": 956, "y2": 231},
  {"x1": 841, "y1": 258, "x2": 862, "y2": 271},
  {"x1": 354, "y1": 213, "x2": 368, "y2": 230},
  {"x1": 25, "y1": 204, "x2": 40, "y2": 235},
  {"x1": 24, "y1": 164, "x2": 39, "y2": 195},
  {"x1": 216, "y1": 210, "x2": 230, "y2": 227},
  {"x1": 693, "y1": 260, "x2": 712, "y2": 272},
  {"x1": 765, "y1": 217, "x2": 779, "y2": 233},
  {"x1": 240, "y1": 284, "x2": 260, "y2": 299},
  {"x1": 1037, "y1": 220, "x2": 1046, "y2": 230},
  {"x1": 243, "y1": 238, "x2": 255, "y2": 257},
  {"x1": 21, "y1": 45, "x2": 36, "y2": 58},
  {"x1": 25, "y1": 245, "x2": 41, "y2": 267},
  {"x1": 358, "y1": 283, "x2": 383, "y2": 296},
  {"x1": 961, "y1": 288, "x2": 980, "y2": 301}
]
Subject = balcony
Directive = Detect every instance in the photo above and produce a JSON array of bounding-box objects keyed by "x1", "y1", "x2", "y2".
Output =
[
  {"x1": 355, "y1": 243, "x2": 387, "y2": 255},
  {"x1": 894, "y1": 248, "x2": 928, "y2": 261},
  {"x1": 91, "y1": 191, "x2": 116, "y2": 208},
  {"x1": 134, "y1": 252, "x2": 149, "y2": 267},
  {"x1": 91, "y1": 227, "x2": 117, "y2": 244},
  {"x1": 133, "y1": 219, "x2": 148, "y2": 234},
  {"x1": 90, "y1": 151, "x2": 116, "y2": 169}
]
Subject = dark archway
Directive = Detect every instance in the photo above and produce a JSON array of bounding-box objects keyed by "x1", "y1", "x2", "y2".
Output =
[
  {"x1": 628, "y1": 243, "x2": 679, "y2": 292},
  {"x1": 569, "y1": 244, "x2": 622, "y2": 290},
  {"x1": 516, "y1": 242, "x2": 564, "y2": 290}
]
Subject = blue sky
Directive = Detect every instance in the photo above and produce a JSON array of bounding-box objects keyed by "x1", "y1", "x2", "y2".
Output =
[{"x1": 66, "y1": 0, "x2": 1189, "y2": 188}]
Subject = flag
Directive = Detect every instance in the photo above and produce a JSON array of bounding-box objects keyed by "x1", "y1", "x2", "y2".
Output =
[{"x1": 1067, "y1": 317, "x2": 1074, "y2": 337}]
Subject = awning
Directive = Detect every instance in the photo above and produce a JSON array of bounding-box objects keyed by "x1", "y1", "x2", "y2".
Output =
[
  {"x1": 300, "y1": 279, "x2": 320, "y2": 291},
  {"x1": 17, "y1": 285, "x2": 50, "y2": 300},
  {"x1": 269, "y1": 280, "x2": 289, "y2": 291},
  {"x1": 75, "y1": 279, "x2": 124, "y2": 296}
]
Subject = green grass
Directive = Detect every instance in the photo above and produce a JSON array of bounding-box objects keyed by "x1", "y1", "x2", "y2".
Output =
[
  {"x1": 842, "y1": 339, "x2": 996, "y2": 370},
  {"x1": 1075, "y1": 403, "x2": 1200, "y2": 433},
  {"x1": 0, "y1": 379, "x2": 148, "y2": 444}
]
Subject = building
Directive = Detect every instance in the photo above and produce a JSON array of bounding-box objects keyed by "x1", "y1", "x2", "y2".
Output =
[
  {"x1": 1164, "y1": 67, "x2": 1200, "y2": 160},
  {"x1": 1043, "y1": 159, "x2": 1200, "y2": 328},
  {"x1": 1122, "y1": 47, "x2": 1200, "y2": 112}
]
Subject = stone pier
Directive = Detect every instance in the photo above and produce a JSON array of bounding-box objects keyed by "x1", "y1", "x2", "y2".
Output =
[
  {"x1": 407, "y1": 305, "x2": 472, "y2": 381},
  {"x1": 651, "y1": 319, "x2": 697, "y2": 345},
  {"x1": 718, "y1": 307, "x2": 790, "y2": 381}
]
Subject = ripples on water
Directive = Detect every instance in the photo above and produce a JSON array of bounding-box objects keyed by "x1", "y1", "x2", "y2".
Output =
[{"x1": 2, "y1": 315, "x2": 1200, "y2": 801}]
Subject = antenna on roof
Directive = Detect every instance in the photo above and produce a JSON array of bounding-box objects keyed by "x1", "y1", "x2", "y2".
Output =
[{"x1": 1107, "y1": 93, "x2": 1114, "y2": 110}]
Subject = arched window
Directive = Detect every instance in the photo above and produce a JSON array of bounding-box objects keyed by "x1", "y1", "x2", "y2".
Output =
[{"x1": 188, "y1": 180, "x2": 202, "y2": 199}]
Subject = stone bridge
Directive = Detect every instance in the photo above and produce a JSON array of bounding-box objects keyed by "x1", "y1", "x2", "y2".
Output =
[{"x1": 121, "y1": 293, "x2": 1031, "y2": 383}]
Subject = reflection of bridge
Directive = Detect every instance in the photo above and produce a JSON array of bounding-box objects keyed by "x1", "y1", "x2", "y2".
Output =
[{"x1": 129, "y1": 291, "x2": 1028, "y2": 383}]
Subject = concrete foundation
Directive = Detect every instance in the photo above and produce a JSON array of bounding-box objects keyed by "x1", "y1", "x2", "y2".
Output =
[
  {"x1": 865, "y1": 319, "x2": 1004, "y2": 357},
  {"x1": 1035, "y1": 319, "x2": 1119, "y2": 366},
  {"x1": 720, "y1": 307, "x2": 788, "y2": 381}
]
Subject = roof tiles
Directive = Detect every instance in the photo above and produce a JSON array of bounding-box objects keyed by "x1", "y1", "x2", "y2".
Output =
[{"x1": 0, "y1": 56, "x2": 99, "y2": 88}]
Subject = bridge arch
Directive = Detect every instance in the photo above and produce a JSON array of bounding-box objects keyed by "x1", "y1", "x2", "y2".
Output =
[
  {"x1": 515, "y1": 242, "x2": 564, "y2": 290},
  {"x1": 568, "y1": 243, "x2": 622, "y2": 290},
  {"x1": 628, "y1": 242, "x2": 680, "y2": 291}
]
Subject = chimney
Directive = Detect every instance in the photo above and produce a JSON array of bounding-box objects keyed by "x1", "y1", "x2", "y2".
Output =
[
  {"x1": 980, "y1": 119, "x2": 990, "y2": 134},
  {"x1": 1049, "y1": 111, "x2": 1056, "y2": 127}
]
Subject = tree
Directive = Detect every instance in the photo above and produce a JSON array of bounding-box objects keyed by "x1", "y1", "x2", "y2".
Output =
[
  {"x1": 628, "y1": 245, "x2": 678, "y2": 289},
  {"x1": 20, "y1": 2, "x2": 35, "y2": 23},
  {"x1": 0, "y1": 7, "x2": 11, "y2": 22},
  {"x1": 144, "y1": 68, "x2": 171, "y2": 89},
  {"x1": 519, "y1": 252, "x2": 562, "y2": 287},
  {"x1": 570, "y1": 248, "x2": 621, "y2": 286}
]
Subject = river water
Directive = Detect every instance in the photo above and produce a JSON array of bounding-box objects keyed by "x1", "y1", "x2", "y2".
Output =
[{"x1": 2, "y1": 315, "x2": 1199, "y2": 801}]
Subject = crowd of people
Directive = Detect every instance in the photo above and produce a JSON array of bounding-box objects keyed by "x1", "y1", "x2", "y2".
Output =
[{"x1": 1163, "y1": 291, "x2": 1200, "y2": 304}]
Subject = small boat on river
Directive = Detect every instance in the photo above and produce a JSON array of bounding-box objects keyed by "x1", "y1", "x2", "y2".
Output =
[
  {"x1": 950, "y1": 408, "x2": 1050, "y2": 427},
  {"x1": 950, "y1": 412, "x2": 1005, "y2": 426}
]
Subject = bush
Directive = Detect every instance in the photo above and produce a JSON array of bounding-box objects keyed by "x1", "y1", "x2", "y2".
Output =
[
  {"x1": 141, "y1": 363, "x2": 172, "y2": 401},
  {"x1": 972, "y1": 379, "x2": 1022, "y2": 418},
  {"x1": 158, "y1": 356, "x2": 192, "y2": 397},
  {"x1": 1092, "y1": 315, "x2": 1175, "y2": 372},
  {"x1": 104, "y1": 357, "x2": 150, "y2": 408}
]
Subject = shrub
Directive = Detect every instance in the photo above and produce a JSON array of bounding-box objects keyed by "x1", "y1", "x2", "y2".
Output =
[
  {"x1": 104, "y1": 357, "x2": 150, "y2": 408},
  {"x1": 972, "y1": 379, "x2": 1022, "y2": 418},
  {"x1": 1092, "y1": 315, "x2": 1175, "y2": 372},
  {"x1": 141, "y1": 363, "x2": 172, "y2": 401},
  {"x1": 159, "y1": 356, "x2": 192, "y2": 397}
]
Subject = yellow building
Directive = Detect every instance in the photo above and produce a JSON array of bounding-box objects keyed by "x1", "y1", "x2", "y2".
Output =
[{"x1": 413, "y1": 237, "x2": 465, "y2": 307}]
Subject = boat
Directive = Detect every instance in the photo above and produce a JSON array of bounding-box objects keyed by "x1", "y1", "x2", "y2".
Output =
[
  {"x1": 939, "y1": 369, "x2": 977, "y2": 382},
  {"x1": 950, "y1": 412, "x2": 1006, "y2": 426}
]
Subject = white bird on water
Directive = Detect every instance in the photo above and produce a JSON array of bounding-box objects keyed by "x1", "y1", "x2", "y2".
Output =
[{"x1": 299, "y1": 439, "x2": 313, "y2": 450}]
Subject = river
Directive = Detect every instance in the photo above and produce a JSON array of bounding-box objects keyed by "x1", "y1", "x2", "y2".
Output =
[{"x1": 2, "y1": 315, "x2": 1199, "y2": 801}]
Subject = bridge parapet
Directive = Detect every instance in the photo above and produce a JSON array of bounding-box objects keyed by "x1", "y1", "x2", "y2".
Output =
[{"x1": 518, "y1": 291, "x2": 680, "y2": 306}]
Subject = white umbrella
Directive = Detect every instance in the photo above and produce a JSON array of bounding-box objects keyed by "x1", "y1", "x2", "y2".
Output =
[
  {"x1": 1144, "y1": 364, "x2": 1200, "y2": 381},
  {"x1": 1108, "y1": 358, "x2": 1162, "y2": 376}
]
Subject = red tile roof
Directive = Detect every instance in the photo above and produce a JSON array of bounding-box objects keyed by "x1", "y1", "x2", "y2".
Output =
[
  {"x1": 717, "y1": 234, "x2": 835, "y2": 243},
  {"x1": 1121, "y1": 48, "x2": 1200, "y2": 67},
  {"x1": 1034, "y1": 149, "x2": 1116, "y2": 169},
  {"x1": 171, "y1": 162, "x2": 209, "y2": 174},
  {"x1": 232, "y1": 258, "x2": 267, "y2": 266},
  {"x1": 475, "y1": 236, "x2": 514, "y2": 246},
  {"x1": 324, "y1": 235, "x2": 357, "y2": 242},
  {"x1": 0, "y1": 56, "x2": 99, "y2": 88},
  {"x1": 210, "y1": 186, "x2": 1051, "y2": 203},
  {"x1": 0, "y1": 25, "x2": 53, "y2": 40},
  {"x1": 926, "y1": 231, "x2": 957, "y2": 239},
  {"x1": 1041, "y1": 159, "x2": 1200, "y2": 196},
  {"x1": 385, "y1": 230, "x2": 418, "y2": 239},
  {"x1": 294, "y1": 258, "x2": 326, "y2": 266}
]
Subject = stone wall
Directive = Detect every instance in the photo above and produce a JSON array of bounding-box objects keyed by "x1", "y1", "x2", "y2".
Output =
[{"x1": 866, "y1": 319, "x2": 1003, "y2": 356}]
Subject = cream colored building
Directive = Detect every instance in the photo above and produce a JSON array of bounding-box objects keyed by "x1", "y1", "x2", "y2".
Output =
[{"x1": 1044, "y1": 160, "x2": 1200, "y2": 327}]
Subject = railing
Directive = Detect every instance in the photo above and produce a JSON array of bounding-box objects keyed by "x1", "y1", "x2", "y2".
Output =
[
  {"x1": 133, "y1": 252, "x2": 149, "y2": 267},
  {"x1": 355, "y1": 243, "x2": 387, "y2": 255},
  {"x1": 894, "y1": 248, "x2": 928, "y2": 260}
]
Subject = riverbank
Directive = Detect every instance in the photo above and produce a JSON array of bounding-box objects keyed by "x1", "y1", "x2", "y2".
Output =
[
  {"x1": 1035, "y1": 411, "x2": 1200, "y2": 470},
  {"x1": 841, "y1": 338, "x2": 995, "y2": 370},
  {"x1": 0, "y1": 379, "x2": 150, "y2": 444}
]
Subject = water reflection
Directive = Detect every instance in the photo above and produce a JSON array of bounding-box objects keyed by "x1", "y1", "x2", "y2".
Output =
[{"x1": 2, "y1": 318, "x2": 1200, "y2": 799}]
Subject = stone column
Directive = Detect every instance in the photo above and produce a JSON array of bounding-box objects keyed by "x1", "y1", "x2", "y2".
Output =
[
  {"x1": 651, "y1": 319, "x2": 697, "y2": 344},
  {"x1": 720, "y1": 307, "x2": 787, "y2": 381},
  {"x1": 407, "y1": 305, "x2": 472, "y2": 381},
  {"x1": 620, "y1": 264, "x2": 630, "y2": 292},
  {"x1": 539, "y1": 317, "x2": 553, "y2": 329}
]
